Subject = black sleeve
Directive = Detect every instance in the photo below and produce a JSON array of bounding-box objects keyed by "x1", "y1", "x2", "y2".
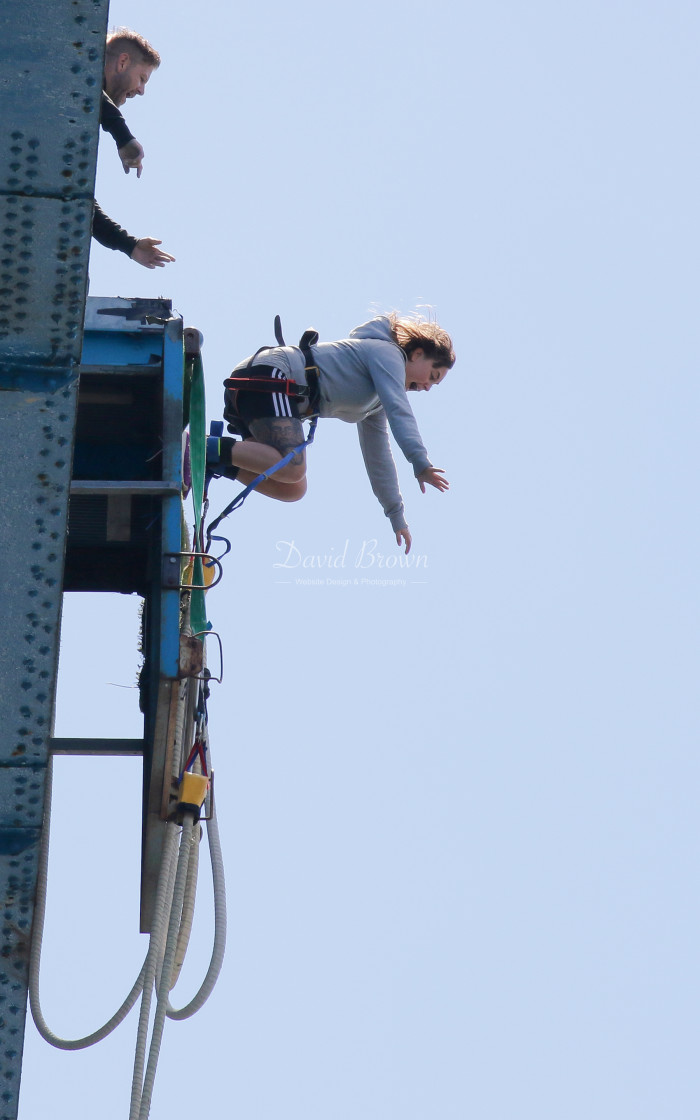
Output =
[
  {"x1": 92, "y1": 201, "x2": 139, "y2": 257},
  {"x1": 100, "y1": 91, "x2": 136, "y2": 149}
]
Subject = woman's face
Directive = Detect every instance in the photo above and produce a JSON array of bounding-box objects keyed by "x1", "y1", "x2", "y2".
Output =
[{"x1": 405, "y1": 349, "x2": 449, "y2": 392}]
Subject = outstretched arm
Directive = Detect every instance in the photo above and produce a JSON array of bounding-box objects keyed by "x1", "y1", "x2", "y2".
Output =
[
  {"x1": 357, "y1": 410, "x2": 408, "y2": 536},
  {"x1": 364, "y1": 342, "x2": 433, "y2": 476},
  {"x1": 92, "y1": 205, "x2": 174, "y2": 268}
]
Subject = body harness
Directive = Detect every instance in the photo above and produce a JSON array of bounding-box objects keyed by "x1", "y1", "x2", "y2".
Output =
[{"x1": 204, "y1": 317, "x2": 321, "y2": 554}]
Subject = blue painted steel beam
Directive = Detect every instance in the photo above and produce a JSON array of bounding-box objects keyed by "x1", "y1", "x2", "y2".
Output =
[{"x1": 0, "y1": 4, "x2": 108, "y2": 1116}]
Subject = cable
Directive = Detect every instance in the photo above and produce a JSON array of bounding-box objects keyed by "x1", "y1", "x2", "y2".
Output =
[
  {"x1": 167, "y1": 795, "x2": 227, "y2": 1019},
  {"x1": 29, "y1": 757, "x2": 148, "y2": 1050},
  {"x1": 169, "y1": 823, "x2": 199, "y2": 990},
  {"x1": 133, "y1": 815, "x2": 196, "y2": 1120},
  {"x1": 129, "y1": 823, "x2": 179, "y2": 1119}
]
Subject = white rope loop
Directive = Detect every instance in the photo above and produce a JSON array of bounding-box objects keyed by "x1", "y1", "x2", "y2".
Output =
[
  {"x1": 129, "y1": 822, "x2": 180, "y2": 1120},
  {"x1": 29, "y1": 757, "x2": 148, "y2": 1050},
  {"x1": 167, "y1": 808, "x2": 227, "y2": 1020}
]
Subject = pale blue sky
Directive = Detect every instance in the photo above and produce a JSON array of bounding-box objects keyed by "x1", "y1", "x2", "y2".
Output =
[{"x1": 20, "y1": 1, "x2": 700, "y2": 1117}]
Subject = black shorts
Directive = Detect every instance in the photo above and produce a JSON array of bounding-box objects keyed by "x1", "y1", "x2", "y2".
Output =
[{"x1": 224, "y1": 364, "x2": 303, "y2": 438}]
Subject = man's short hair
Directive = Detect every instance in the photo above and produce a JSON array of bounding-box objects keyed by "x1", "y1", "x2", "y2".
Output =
[{"x1": 105, "y1": 28, "x2": 161, "y2": 68}]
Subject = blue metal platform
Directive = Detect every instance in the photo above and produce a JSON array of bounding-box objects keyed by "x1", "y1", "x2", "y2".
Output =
[{"x1": 61, "y1": 296, "x2": 191, "y2": 933}]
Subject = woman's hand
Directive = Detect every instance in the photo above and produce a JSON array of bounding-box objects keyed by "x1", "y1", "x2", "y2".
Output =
[
  {"x1": 417, "y1": 467, "x2": 449, "y2": 493},
  {"x1": 395, "y1": 527, "x2": 412, "y2": 554}
]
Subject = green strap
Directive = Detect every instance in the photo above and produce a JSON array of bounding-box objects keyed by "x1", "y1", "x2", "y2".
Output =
[{"x1": 187, "y1": 353, "x2": 209, "y2": 637}]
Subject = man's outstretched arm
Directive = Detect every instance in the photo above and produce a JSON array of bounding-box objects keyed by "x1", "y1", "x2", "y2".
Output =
[{"x1": 92, "y1": 203, "x2": 174, "y2": 268}]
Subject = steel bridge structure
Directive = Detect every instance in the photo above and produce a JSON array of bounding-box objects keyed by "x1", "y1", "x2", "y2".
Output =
[{"x1": 0, "y1": 7, "x2": 211, "y2": 1116}]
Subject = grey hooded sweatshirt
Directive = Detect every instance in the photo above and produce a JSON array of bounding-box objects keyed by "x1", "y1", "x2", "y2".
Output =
[{"x1": 232, "y1": 316, "x2": 433, "y2": 532}]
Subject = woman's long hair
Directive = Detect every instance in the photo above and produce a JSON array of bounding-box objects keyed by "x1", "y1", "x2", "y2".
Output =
[{"x1": 390, "y1": 313, "x2": 455, "y2": 368}]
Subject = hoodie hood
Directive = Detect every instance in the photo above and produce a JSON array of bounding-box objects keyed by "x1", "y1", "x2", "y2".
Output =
[{"x1": 348, "y1": 316, "x2": 404, "y2": 359}]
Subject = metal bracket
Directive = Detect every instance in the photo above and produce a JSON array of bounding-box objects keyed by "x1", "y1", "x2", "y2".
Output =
[
  {"x1": 164, "y1": 550, "x2": 224, "y2": 591},
  {"x1": 190, "y1": 630, "x2": 223, "y2": 684},
  {"x1": 201, "y1": 769, "x2": 215, "y2": 822}
]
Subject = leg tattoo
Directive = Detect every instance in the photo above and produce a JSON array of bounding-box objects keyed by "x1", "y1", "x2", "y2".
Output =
[{"x1": 249, "y1": 416, "x2": 306, "y2": 469}]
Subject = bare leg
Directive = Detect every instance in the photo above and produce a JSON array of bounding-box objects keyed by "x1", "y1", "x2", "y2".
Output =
[
  {"x1": 229, "y1": 417, "x2": 307, "y2": 501},
  {"x1": 234, "y1": 468, "x2": 307, "y2": 502}
]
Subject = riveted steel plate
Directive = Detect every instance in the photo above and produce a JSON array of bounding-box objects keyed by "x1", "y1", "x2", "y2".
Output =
[
  {"x1": 0, "y1": 0, "x2": 108, "y2": 388},
  {"x1": 0, "y1": 2, "x2": 108, "y2": 1115}
]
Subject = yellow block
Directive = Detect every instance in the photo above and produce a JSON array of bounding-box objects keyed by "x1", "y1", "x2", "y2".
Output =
[{"x1": 179, "y1": 772, "x2": 209, "y2": 808}]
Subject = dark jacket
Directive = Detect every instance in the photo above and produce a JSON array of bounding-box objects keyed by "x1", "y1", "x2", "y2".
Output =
[
  {"x1": 92, "y1": 201, "x2": 138, "y2": 256},
  {"x1": 92, "y1": 92, "x2": 139, "y2": 256},
  {"x1": 100, "y1": 92, "x2": 135, "y2": 150}
]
